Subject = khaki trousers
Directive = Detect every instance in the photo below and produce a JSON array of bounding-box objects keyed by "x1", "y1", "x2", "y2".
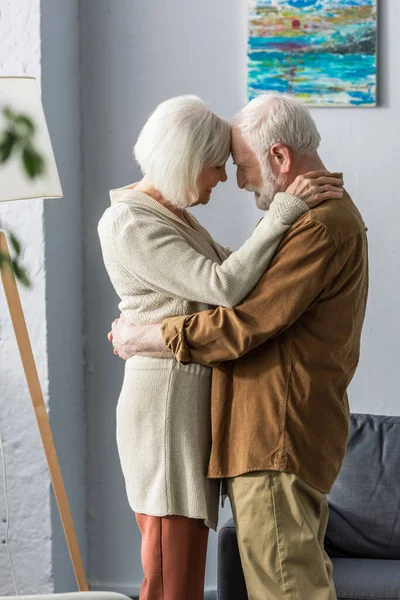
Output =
[
  {"x1": 227, "y1": 471, "x2": 337, "y2": 600},
  {"x1": 135, "y1": 513, "x2": 209, "y2": 600}
]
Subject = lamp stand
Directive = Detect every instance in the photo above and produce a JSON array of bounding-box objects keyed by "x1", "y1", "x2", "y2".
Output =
[{"x1": 0, "y1": 230, "x2": 88, "y2": 592}]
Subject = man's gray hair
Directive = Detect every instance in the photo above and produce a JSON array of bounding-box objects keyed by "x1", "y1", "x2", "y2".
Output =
[
  {"x1": 134, "y1": 95, "x2": 231, "y2": 209},
  {"x1": 234, "y1": 92, "x2": 321, "y2": 161}
]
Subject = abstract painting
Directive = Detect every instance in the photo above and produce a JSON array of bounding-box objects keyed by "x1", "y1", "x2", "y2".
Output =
[{"x1": 248, "y1": 0, "x2": 377, "y2": 106}]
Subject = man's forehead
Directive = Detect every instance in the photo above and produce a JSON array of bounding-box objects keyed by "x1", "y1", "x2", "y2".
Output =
[{"x1": 231, "y1": 128, "x2": 254, "y2": 161}]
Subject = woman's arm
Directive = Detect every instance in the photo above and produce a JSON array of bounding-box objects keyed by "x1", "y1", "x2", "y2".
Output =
[
  {"x1": 215, "y1": 243, "x2": 233, "y2": 258},
  {"x1": 104, "y1": 172, "x2": 342, "y2": 309},
  {"x1": 107, "y1": 194, "x2": 304, "y2": 309}
]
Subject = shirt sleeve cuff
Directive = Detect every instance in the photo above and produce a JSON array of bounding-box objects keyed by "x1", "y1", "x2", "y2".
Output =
[{"x1": 161, "y1": 316, "x2": 191, "y2": 363}]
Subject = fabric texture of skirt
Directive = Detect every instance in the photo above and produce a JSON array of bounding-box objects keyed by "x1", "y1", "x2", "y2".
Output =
[{"x1": 116, "y1": 356, "x2": 219, "y2": 530}]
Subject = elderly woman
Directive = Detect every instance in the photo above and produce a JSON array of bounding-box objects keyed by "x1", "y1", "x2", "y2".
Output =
[{"x1": 98, "y1": 95, "x2": 341, "y2": 600}]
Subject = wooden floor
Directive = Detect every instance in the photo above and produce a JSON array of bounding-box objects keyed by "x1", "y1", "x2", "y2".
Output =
[{"x1": 132, "y1": 593, "x2": 216, "y2": 600}]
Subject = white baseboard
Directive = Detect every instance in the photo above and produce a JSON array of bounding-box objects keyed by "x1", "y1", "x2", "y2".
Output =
[
  {"x1": 90, "y1": 581, "x2": 141, "y2": 597},
  {"x1": 90, "y1": 581, "x2": 216, "y2": 598}
]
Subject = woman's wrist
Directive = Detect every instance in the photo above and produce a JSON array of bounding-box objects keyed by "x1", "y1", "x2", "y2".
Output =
[{"x1": 270, "y1": 192, "x2": 309, "y2": 225}]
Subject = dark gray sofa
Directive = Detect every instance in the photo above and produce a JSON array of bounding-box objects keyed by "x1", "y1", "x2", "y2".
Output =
[{"x1": 218, "y1": 414, "x2": 400, "y2": 600}]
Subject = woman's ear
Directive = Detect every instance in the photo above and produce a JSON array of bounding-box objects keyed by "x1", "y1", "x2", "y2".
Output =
[{"x1": 270, "y1": 143, "x2": 292, "y2": 174}]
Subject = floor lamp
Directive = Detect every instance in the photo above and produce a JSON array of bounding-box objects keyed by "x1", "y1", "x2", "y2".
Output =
[{"x1": 0, "y1": 77, "x2": 88, "y2": 592}]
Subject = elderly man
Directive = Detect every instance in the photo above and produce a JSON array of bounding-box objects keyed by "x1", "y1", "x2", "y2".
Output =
[{"x1": 110, "y1": 93, "x2": 368, "y2": 600}]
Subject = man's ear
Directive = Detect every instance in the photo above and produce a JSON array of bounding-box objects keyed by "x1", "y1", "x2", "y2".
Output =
[{"x1": 269, "y1": 143, "x2": 292, "y2": 174}]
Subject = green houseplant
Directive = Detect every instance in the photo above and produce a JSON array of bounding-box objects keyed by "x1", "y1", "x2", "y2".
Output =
[{"x1": 0, "y1": 107, "x2": 46, "y2": 286}]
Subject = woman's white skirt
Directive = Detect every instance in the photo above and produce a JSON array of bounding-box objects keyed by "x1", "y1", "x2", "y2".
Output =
[{"x1": 116, "y1": 356, "x2": 219, "y2": 530}]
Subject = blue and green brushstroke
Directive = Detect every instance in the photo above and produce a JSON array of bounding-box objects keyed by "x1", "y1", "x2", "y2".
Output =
[{"x1": 248, "y1": 0, "x2": 377, "y2": 106}]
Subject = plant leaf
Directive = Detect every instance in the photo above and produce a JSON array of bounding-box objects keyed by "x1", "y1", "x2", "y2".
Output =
[
  {"x1": 22, "y1": 146, "x2": 45, "y2": 179},
  {"x1": 10, "y1": 233, "x2": 22, "y2": 256},
  {"x1": 3, "y1": 106, "x2": 17, "y2": 121},
  {"x1": 10, "y1": 259, "x2": 31, "y2": 287},
  {"x1": 0, "y1": 131, "x2": 17, "y2": 163},
  {"x1": 0, "y1": 252, "x2": 6, "y2": 269},
  {"x1": 14, "y1": 115, "x2": 35, "y2": 136}
]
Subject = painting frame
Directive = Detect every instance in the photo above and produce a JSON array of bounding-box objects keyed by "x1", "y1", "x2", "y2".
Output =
[{"x1": 247, "y1": 0, "x2": 378, "y2": 108}]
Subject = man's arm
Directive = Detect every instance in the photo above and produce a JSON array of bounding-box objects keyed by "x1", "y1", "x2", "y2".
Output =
[{"x1": 160, "y1": 215, "x2": 343, "y2": 367}]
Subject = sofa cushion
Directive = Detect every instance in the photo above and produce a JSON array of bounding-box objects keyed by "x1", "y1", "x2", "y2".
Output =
[
  {"x1": 326, "y1": 414, "x2": 400, "y2": 559},
  {"x1": 332, "y1": 558, "x2": 400, "y2": 599}
]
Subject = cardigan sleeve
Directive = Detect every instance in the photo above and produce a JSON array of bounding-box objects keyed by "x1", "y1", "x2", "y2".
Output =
[
  {"x1": 111, "y1": 193, "x2": 309, "y2": 309},
  {"x1": 215, "y1": 243, "x2": 233, "y2": 257}
]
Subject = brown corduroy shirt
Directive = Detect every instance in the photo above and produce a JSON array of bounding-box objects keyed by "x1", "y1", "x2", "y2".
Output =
[{"x1": 161, "y1": 192, "x2": 369, "y2": 494}]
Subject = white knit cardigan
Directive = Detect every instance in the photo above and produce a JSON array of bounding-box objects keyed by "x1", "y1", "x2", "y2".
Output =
[{"x1": 98, "y1": 185, "x2": 309, "y2": 323}]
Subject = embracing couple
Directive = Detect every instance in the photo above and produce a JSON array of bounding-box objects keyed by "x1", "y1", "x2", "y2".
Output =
[{"x1": 98, "y1": 92, "x2": 368, "y2": 600}]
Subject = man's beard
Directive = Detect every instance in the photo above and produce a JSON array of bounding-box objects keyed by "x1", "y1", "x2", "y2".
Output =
[{"x1": 245, "y1": 161, "x2": 282, "y2": 210}]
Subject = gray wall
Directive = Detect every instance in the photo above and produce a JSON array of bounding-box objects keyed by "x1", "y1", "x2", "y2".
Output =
[
  {"x1": 41, "y1": 0, "x2": 87, "y2": 592},
  {"x1": 80, "y1": 0, "x2": 400, "y2": 594}
]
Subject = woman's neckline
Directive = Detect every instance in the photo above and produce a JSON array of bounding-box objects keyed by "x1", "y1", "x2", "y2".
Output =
[{"x1": 130, "y1": 182, "x2": 194, "y2": 227}]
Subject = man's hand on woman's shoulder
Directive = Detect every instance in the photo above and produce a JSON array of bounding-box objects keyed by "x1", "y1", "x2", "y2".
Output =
[{"x1": 286, "y1": 170, "x2": 343, "y2": 208}]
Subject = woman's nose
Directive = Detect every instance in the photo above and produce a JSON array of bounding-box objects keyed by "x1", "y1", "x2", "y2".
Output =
[{"x1": 219, "y1": 166, "x2": 227, "y2": 183}]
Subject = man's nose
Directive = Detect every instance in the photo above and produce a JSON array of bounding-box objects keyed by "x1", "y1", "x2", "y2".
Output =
[{"x1": 237, "y1": 167, "x2": 245, "y2": 189}]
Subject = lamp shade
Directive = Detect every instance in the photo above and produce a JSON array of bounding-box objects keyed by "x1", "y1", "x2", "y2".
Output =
[{"x1": 0, "y1": 76, "x2": 63, "y2": 202}]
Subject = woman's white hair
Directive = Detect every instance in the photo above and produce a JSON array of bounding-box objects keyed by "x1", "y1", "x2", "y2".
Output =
[
  {"x1": 234, "y1": 92, "x2": 321, "y2": 163},
  {"x1": 134, "y1": 95, "x2": 231, "y2": 209}
]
